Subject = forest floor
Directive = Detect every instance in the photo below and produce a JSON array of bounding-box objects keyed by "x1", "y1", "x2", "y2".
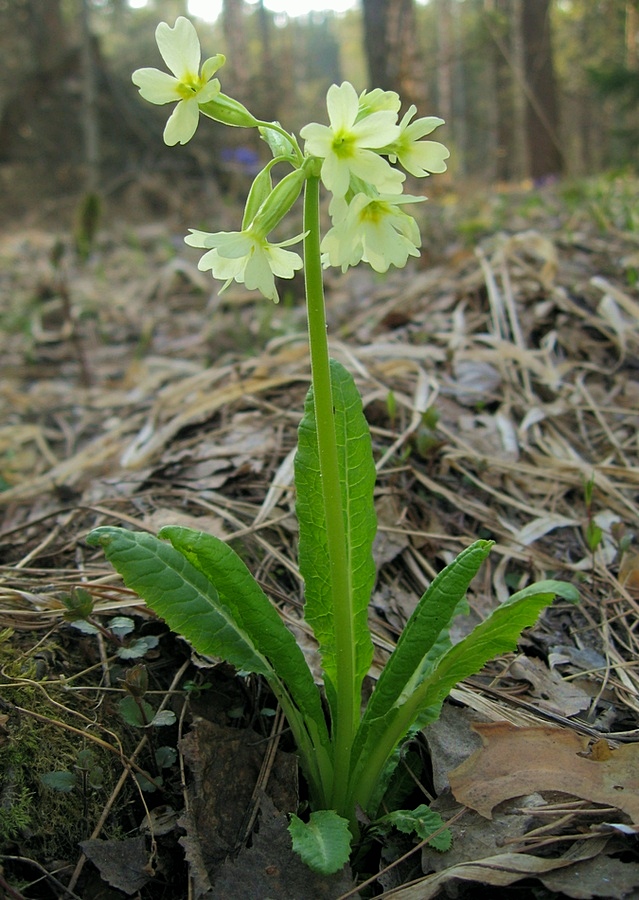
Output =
[{"x1": 0, "y1": 171, "x2": 639, "y2": 899}]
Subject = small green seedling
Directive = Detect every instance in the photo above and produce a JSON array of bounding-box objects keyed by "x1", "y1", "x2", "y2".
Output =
[
  {"x1": 41, "y1": 747, "x2": 104, "y2": 794},
  {"x1": 583, "y1": 472, "x2": 603, "y2": 555},
  {"x1": 87, "y1": 17, "x2": 578, "y2": 874},
  {"x1": 118, "y1": 664, "x2": 176, "y2": 793},
  {"x1": 62, "y1": 588, "x2": 159, "y2": 660}
]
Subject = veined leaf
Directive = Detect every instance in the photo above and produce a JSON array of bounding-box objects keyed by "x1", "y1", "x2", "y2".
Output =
[
  {"x1": 158, "y1": 526, "x2": 330, "y2": 753},
  {"x1": 351, "y1": 579, "x2": 577, "y2": 815},
  {"x1": 350, "y1": 541, "x2": 492, "y2": 807},
  {"x1": 86, "y1": 527, "x2": 276, "y2": 677},
  {"x1": 360, "y1": 541, "x2": 493, "y2": 730},
  {"x1": 377, "y1": 805, "x2": 452, "y2": 851},
  {"x1": 405, "y1": 581, "x2": 578, "y2": 718},
  {"x1": 288, "y1": 809, "x2": 352, "y2": 875},
  {"x1": 295, "y1": 359, "x2": 377, "y2": 708},
  {"x1": 87, "y1": 525, "x2": 333, "y2": 806},
  {"x1": 41, "y1": 771, "x2": 77, "y2": 792}
]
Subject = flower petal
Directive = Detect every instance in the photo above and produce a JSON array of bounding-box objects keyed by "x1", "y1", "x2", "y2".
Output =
[
  {"x1": 299, "y1": 122, "x2": 333, "y2": 158},
  {"x1": 320, "y1": 152, "x2": 351, "y2": 197},
  {"x1": 131, "y1": 68, "x2": 181, "y2": 104},
  {"x1": 404, "y1": 115, "x2": 445, "y2": 140},
  {"x1": 197, "y1": 78, "x2": 221, "y2": 103},
  {"x1": 267, "y1": 246, "x2": 303, "y2": 279},
  {"x1": 184, "y1": 229, "x2": 216, "y2": 248},
  {"x1": 197, "y1": 248, "x2": 245, "y2": 281},
  {"x1": 244, "y1": 250, "x2": 278, "y2": 302},
  {"x1": 156, "y1": 17, "x2": 200, "y2": 79},
  {"x1": 352, "y1": 111, "x2": 400, "y2": 148},
  {"x1": 209, "y1": 232, "x2": 255, "y2": 258},
  {"x1": 399, "y1": 141, "x2": 450, "y2": 177},
  {"x1": 163, "y1": 98, "x2": 199, "y2": 146},
  {"x1": 201, "y1": 54, "x2": 225, "y2": 81},
  {"x1": 349, "y1": 149, "x2": 405, "y2": 194},
  {"x1": 326, "y1": 82, "x2": 359, "y2": 131},
  {"x1": 358, "y1": 88, "x2": 401, "y2": 116}
]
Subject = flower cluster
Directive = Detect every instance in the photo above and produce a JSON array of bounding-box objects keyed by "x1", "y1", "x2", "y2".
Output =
[
  {"x1": 300, "y1": 81, "x2": 449, "y2": 273},
  {"x1": 132, "y1": 17, "x2": 449, "y2": 299}
]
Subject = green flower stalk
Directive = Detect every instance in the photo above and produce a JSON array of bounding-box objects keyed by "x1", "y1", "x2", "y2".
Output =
[{"x1": 89, "y1": 15, "x2": 578, "y2": 876}]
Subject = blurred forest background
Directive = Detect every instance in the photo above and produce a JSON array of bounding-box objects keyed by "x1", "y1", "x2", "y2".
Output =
[{"x1": 0, "y1": 0, "x2": 637, "y2": 228}]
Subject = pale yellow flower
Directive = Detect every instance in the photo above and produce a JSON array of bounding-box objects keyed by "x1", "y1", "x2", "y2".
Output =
[
  {"x1": 300, "y1": 82, "x2": 404, "y2": 198},
  {"x1": 132, "y1": 17, "x2": 224, "y2": 146}
]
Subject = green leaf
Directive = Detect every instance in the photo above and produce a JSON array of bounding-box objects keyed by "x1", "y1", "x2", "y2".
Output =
[
  {"x1": 75, "y1": 749, "x2": 97, "y2": 770},
  {"x1": 349, "y1": 542, "x2": 492, "y2": 812},
  {"x1": 151, "y1": 709, "x2": 176, "y2": 727},
  {"x1": 379, "y1": 750, "x2": 424, "y2": 812},
  {"x1": 504, "y1": 579, "x2": 579, "y2": 607},
  {"x1": 409, "y1": 584, "x2": 576, "y2": 717},
  {"x1": 61, "y1": 587, "x2": 94, "y2": 621},
  {"x1": 87, "y1": 766, "x2": 104, "y2": 790},
  {"x1": 295, "y1": 359, "x2": 377, "y2": 709},
  {"x1": 136, "y1": 772, "x2": 162, "y2": 793},
  {"x1": 288, "y1": 810, "x2": 352, "y2": 875},
  {"x1": 108, "y1": 616, "x2": 135, "y2": 638},
  {"x1": 117, "y1": 635, "x2": 159, "y2": 660},
  {"x1": 157, "y1": 526, "x2": 329, "y2": 752},
  {"x1": 156, "y1": 746, "x2": 177, "y2": 769},
  {"x1": 361, "y1": 541, "x2": 493, "y2": 730},
  {"x1": 351, "y1": 575, "x2": 577, "y2": 815},
  {"x1": 377, "y1": 805, "x2": 452, "y2": 851},
  {"x1": 118, "y1": 695, "x2": 154, "y2": 727},
  {"x1": 87, "y1": 525, "x2": 333, "y2": 807},
  {"x1": 586, "y1": 521, "x2": 603, "y2": 552},
  {"x1": 41, "y1": 771, "x2": 77, "y2": 792},
  {"x1": 70, "y1": 619, "x2": 99, "y2": 635},
  {"x1": 86, "y1": 527, "x2": 276, "y2": 678}
]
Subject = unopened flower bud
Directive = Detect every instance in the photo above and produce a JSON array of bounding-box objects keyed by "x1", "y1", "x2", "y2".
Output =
[
  {"x1": 251, "y1": 168, "x2": 306, "y2": 236},
  {"x1": 200, "y1": 93, "x2": 259, "y2": 128}
]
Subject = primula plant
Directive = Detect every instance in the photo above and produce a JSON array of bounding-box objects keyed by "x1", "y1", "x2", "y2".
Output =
[{"x1": 88, "y1": 17, "x2": 578, "y2": 875}]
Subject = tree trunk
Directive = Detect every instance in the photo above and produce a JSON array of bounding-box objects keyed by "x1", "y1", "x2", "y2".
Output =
[
  {"x1": 361, "y1": 0, "x2": 429, "y2": 110},
  {"x1": 222, "y1": 0, "x2": 250, "y2": 104},
  {"x1": 80, "y1": 0, "x2": 100, "y2": 193},
  {"x1": 256, "y1": 0, "x2": 278, "y2": 122},
  {"x1": 520, "y1": 0, "x2": 563, "y2": 180},
  {"x1": 362, "y1": 0, "x2": 389, "y2": 89},
  {"x1": 437, "y1": 0, "x2": 453, "y2": 127}
]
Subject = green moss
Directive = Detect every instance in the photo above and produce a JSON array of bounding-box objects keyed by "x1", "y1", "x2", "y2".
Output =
[{"x1": 0, "y1": 632, "x2": 129, "y2": 860}]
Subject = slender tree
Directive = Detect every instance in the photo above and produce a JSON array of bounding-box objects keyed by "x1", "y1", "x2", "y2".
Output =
[
  {"x1": 222, "y1": 0, "x2": 250, "y2": 104},
  {"x1": 520, "y1": 0, "x2": 563, "y2": 179},
  {"x1": 361, "y1": 0, "x2": 429, "y2": 110},
  {"x1": 80, "y1": 0, "x2": 100, "y2": 193}
]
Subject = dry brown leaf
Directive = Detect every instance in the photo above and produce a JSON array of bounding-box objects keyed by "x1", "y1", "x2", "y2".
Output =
[
  {"x1": 178, "y1": 719, "x2": 298, "y2": 895},
  {"x1": 212, "y1": 796, "x2": 356, "y2": 899},
  {"x1": 142, "y1": 507, "x2": 227, "y2": 538},
  {"x1": 449, "y1": 722, "x2": 639, "y2": 823},
  {"x1": 539, "y1": 852, "x2": 639, "y2": 899},
  {"x1": 79, "y1": 835, "x2": 151, "y2": 895},
  {"x1": 619, "y1": 550, "x2": 639, "y2": 592},
  {"x1": 386, "y1": 839, "x2": 609, "y2": 900},
  {"x1": 509, "y1": 654, "x2": 591, "y2": 717}
]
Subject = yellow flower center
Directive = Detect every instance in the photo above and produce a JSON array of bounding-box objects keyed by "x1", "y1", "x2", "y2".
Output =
[
  {"x1": 177, "y1": 74, "x2": 202, "y2": 100},
  {"x1": 331, "y1": 131, "x2": 355, "y2": 159},
  {"x1": 359, "y1": 201, "x2": 389, "y2": 225}
]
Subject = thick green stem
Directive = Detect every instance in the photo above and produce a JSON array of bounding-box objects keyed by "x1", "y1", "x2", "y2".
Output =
[{"x1": 303, "y1": 174, "x2": 357, "y2": 814}]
